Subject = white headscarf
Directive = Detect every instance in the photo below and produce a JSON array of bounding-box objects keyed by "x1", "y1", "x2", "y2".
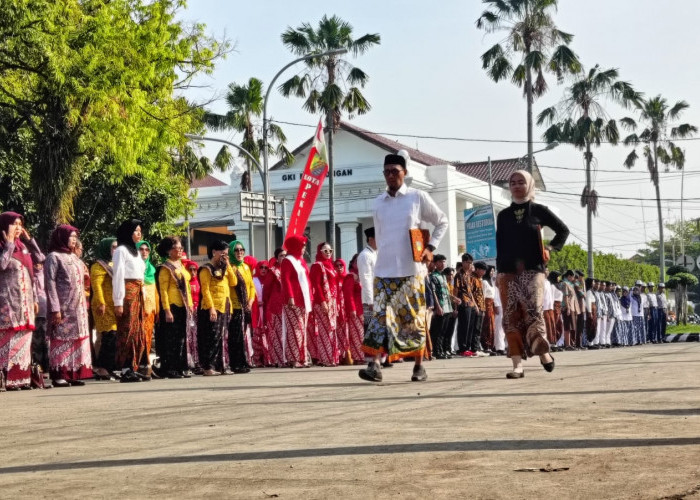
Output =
[{"x1": 509, "y1": 169, "x2": 536, "y2": 203}]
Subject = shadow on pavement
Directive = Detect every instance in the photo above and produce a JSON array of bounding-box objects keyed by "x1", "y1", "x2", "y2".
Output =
[
  {"x1": 619, "y1": 408, "x2": 700, "y2": 416},
  {"x1": 1, "y1": 437, "x2": 699, "y2": 474}
]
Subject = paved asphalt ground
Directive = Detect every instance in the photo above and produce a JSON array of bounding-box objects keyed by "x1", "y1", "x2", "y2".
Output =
[{"x1": 1, "y1": 343, "x2": 699, "y2": 499}]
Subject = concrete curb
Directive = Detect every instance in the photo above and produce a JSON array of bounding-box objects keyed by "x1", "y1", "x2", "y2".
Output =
[{"x1": 665, "y1": 333, "x2": 700, "y2": 342}]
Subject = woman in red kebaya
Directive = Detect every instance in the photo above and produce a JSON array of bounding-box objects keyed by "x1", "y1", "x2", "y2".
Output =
[
  {"x1": 342, "y1": 254, "x2": 365, "y2": 364},
  {"x1": 264, "y1": 248, "x2": 287, "y2": 367},
  {"x1": 280, "y1": 235, "x2": 311, "y2": 368},
  {"x1": 334, "y1": 259, "x2": 351, "y2": 364},
  {"x1": 308, "y1": 242, "x2": 338, "y2": 366},
  {"x1": 250, "y1": 259, "x2": 271, "y2": 367}
]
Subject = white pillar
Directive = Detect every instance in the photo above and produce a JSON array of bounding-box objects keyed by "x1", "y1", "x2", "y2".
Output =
[{"x1": 337, "y1": 222, "x2": 359, "y2": 264}]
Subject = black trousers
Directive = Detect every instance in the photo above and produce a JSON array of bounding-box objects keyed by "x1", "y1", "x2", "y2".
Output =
[
  {"x1": 96, "y1": 330, "x2": 117, "y2": 372},
  {"x1": 31, "y1": 318, "x2": 50, "y2": 372},
  {"x1": 456, "y1": 304, "x2": 474, "y2": 352},
  {"x1": 443, "y1": 314, "x2": 456, "y2": 353},
  {"x1": 429, "y1": 313, "x2": 447, "y2": 356},
  {"x1": 467, "y1": 310, "x2": 484, "y2": 353}
]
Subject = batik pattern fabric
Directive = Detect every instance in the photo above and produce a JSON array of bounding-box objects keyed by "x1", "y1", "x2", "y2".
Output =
[
  {"x1": 0, "y1": 240, "x2": 42, "y2": 388},
  {"x1": 142, "y1": 282, "x2": 158, "y2": 364},
  {"x1": 362, "y1": 276, "x2": 427, "y2": 361},
  {"x1": 631, "y1": 317, "x2": 645, "y2": 345},
  {"x1": 497, "y1": 271, "x2": 549, "y2": 359},
  {"x1": 308, "y1": 302, "x2": 339, "y2": 366},
  {"x1": 481, "y1": 297, "x2": 496, "y2": 351},
  {"x1": 45, "y1": 252, "x2": 93, "y2": 379},
  {"x1": 307, "y1": 262, "x2": 338, "y2": 366},
  {"x1": 346, "y1": 313, "x2": 365, "y2": 363},
  {"x1": 251, "y1": 315, "x2": 270, "y2": 368},
  {"x1": 197, "y1": 301, "x2": 230, "y2": 372},
  {"x1": 116, "y1": 280, "x2": 145, "y2": 371},
  {"x1": 0, "y1": 330, "x2": 32, "y2": 388},
  {"x1": 283, "y1": 304, "x2": 308, "y2": 367}
]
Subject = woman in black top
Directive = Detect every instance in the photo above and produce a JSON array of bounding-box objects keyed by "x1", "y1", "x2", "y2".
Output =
[{"x1": 496, "y1": 170, "x2": 569, "y2": 378}]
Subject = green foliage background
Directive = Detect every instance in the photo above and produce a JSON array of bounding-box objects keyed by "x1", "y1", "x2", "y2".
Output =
[
  {"x1": 0, "y1": 0, "x2": 226, "y2": 251},
  {"x1": 548, "y1": 243, "x2": 659, "y2": 284}
]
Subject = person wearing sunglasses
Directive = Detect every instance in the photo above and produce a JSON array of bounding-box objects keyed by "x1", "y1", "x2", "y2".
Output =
[
  {"x1": 359, "y1": 152, "x2": 448, "y2": 383},
  {"x1": 308, "y1": 242, "x2": 339, "y2": 366}
]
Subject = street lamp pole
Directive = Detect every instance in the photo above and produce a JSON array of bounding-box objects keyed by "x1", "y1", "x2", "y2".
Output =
[
  {"x1": 262, "y1": 48, "x2": 348, "y2": 259},
  {"x1": 185, "y1": 134, "x2": 265, "y2": 254}
]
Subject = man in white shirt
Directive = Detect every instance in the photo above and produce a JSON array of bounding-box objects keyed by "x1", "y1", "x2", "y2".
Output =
[
  {"x1": 359, "y1": 153, "x2": 448, "y2": 383},
  {"x1": 636, "y1": 280, "x2": 649, "y2": 343},
  {"x1": 356, "y1": 226, "x2": 377, "y2": 328}
]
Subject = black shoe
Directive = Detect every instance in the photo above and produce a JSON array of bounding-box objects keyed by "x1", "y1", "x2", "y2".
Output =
[
  {"x1": 588, "y1": 345, "x2": 599, "y2": 350},
  {"x1": 506, "y1": 371, "x2": 524, "y2": 379},
  {"x1": 541, "y1": 355, "x2": 555, "y2": 373},
  {"x1": 358, "y1": 362, "x2": 382, "y2": 382},
  {"x1": 411, "y1": 364, "x2": 428, "y2": 382},
  {"x1": 119, "y1": 370, "x2": 142, "y2": 383},
  {"x1": 67, "y1": 379, "x2": 85, "y2": 386},
  {"x1": 381, "y1": 361, "x2": 393, "y2": 368},
  {"x1": 180, "y1": 371, "x2": 192, "y2": 378},
  {"x1": 233, "y1": 367, "x2": 251, "y2": 374},
  {"x1": 166, "y1": 370, "x2": 183, "y2": 379}
]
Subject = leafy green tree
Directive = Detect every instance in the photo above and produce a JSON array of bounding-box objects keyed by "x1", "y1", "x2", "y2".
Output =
[
  {"x1": 667, "y1": 265, "x2": 699, "y2": 325},
  {"x1": 537, "y1": 65, "x2": 640, "y2": 277},
  {"x1": 476, "y1": 0, "x2": 581, "y2": 171},
  {"x1": 622, "y1": 96, "x2": 698, "y2": 283},
  {"x1": 548, "y1": 243, "x2": 658, "y2": 284},
  {"x1": 280, "y1": 14, "x2": 380, "y2": 246},
  {"x1": 204, "y1": 77, "x2": 293, "y2": 191},
  {"x1": 0, "y1": 0, "x2": 226, "y2": 242}
]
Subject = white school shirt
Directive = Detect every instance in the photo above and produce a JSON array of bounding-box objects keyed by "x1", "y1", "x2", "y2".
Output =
[
  {"x1": 551, "y1": 283, "x2": 563, "y2": 302},
  {"x1": 482, "y1": 279, "x2": 495, "y2": 300},
  {"x1": 647, "y1": 293, "x2": 658, "y2": 308},
  {"x1": 112, "y1": 246, "x2": 146, "y2": 307},
  {"x1": 373, "y1": 183, "x2": 448, "y2": 278},
  {"x1": 620, "y1": 299, "x2": 633, "y2": 321},
  {"x1": 640, "y1": 293, "x2": 649, "y2": 309},
  {"x1": 585, "y1": 289, "x2": 596, "y2": 313},
  {"x1": 657, "y1": 293, "x2": 668, "y2": 310},
  {"x1": 357, "y1": 245, "x2": 377, "y2": 305},
  {"x1": 541, "y1": 279, "x2": 553, "y2": 311}
]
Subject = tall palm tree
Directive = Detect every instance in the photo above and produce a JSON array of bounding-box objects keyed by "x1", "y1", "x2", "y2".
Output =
[
  {"x1": 476, "y1": 0, "x2": 581, "y2": 171},
  {"x1": 622, "y1": 96, "x2": 697, "y2": 283},
  {"x1": 205, "y1": 77, "x2": 292, "y2": 191},
  {"x1": 279, "y1": 15, "x2": 380, "y2": 248},
  {"x1": 537, "y1": 65, "x2": 640, "y2": 277}
]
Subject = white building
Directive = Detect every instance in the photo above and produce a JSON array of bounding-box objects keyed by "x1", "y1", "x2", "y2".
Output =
[{"x1": 186, "y1": 121, "x2": 547, "y2": 265}]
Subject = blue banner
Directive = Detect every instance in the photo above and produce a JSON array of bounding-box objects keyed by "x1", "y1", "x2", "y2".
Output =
[{"x1": 464, "y1": 205, "x2": 496, "y2": 262}]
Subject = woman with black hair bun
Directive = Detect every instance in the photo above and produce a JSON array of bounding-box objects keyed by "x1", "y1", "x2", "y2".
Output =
[{"x1": 112, "y1": 219, "x2": 146, "y2": 383}]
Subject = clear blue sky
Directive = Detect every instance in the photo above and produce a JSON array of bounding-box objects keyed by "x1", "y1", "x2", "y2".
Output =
[{"x1": 182, "y1": 0, "x2": 700, "y2": 260}]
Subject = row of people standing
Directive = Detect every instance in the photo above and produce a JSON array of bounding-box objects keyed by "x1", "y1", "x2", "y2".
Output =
[{"x1": 543, "y1": 271, "x2": 668, "y2": 351}]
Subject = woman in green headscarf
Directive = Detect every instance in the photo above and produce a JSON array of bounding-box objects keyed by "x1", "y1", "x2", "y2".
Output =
[
  {"x1": 136, "y1": 240, "x2": 159, "y2": 378},
  {"x1": 90, "y1": 237, "x2": 118, "y2": 379},
  {"x1": 227, "y1": 240, "x2": 256, "y2": 373}
]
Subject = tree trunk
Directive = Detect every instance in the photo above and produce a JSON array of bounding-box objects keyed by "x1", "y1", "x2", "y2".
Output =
[
  {"x1": 653, "y1": 148, "x2": 665, "y2": 284},
  {"x1": 525, "y1": 64, "x2": 534, "y2": 173},
  {"x1": 585, "y1": 142, "x2": 594, "y2": 278}
]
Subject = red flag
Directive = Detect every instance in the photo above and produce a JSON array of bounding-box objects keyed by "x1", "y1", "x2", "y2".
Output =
[{"x1": 285, "y1": 119, "x2": 329, "y2": 239}]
